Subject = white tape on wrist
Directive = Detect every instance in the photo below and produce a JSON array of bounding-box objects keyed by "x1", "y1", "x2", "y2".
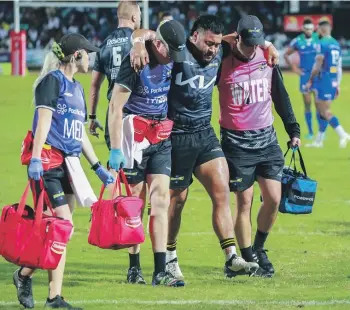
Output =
[
  {"x1": 132, "y1": 37, "x2": 145, "y2": 46},
  {"x1": 263, "y1": 40, "x2": 272, "y2": 49}
]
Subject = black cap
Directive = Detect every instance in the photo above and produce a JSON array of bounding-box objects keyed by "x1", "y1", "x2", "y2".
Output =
[
  {"x1": 59, "y1": 33, "x2": 99, "y2": 56},
  {"x1": 237, "y1": 15, "x2": 265, "y2": 47},
  {"x1": 157, "y1": 20, "x2": 187, "y2": 62}
]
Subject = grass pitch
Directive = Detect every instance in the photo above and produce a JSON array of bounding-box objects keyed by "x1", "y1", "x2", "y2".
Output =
[{"x1": 0, "y1": 72, "x2": 350, "y2": 309}]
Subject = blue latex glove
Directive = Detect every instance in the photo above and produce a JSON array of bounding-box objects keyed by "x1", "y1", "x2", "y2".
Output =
[
  {"x1": 95, "y1": 164, "x2": 115, "y2": 186},
  {"x1": 28, "y1": 158, "x2": 43, "y2": 181},
  {"x1": 108, "y1": 148, "x2": 125, "y2": 171}
]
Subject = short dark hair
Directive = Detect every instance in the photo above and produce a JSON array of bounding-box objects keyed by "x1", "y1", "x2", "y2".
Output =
[
  {"x1": 303, "y1": 18, "x2": 313, "y2": 25},
  {"x1": 318, "y1": 20, "x2": 330, "y2": 27},
  {"x1": 161, "y1": 12, "x2": 172, "y2": 19},
  {"x1": 190, "y1": 14, "x2": 224, "y2": 36}
]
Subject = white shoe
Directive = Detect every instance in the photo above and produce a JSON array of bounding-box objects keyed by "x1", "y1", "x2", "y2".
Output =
[
  {"x1": 305, "y1": 140, "x2": 324, "y2": 148},
  {"x1": 339, "y1": 135, "x2": 350, "y2": 148},
  {"x1": 165, "y1": 257, "x2": 184, "y2": 280},
  {"x1": 227, "y1": 254, "x2": 259, "y2": 273}
]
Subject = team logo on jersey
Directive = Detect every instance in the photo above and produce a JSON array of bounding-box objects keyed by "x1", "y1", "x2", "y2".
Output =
[
  {"x1": 259, "y1": 62, "x2": 267, "y2": 71},
  {"x1": 57, "y1": 104, "x2": 67, "y2": 115},
  {"x1": 136, "y1": 86, "x2": 149, "y2": 96}
]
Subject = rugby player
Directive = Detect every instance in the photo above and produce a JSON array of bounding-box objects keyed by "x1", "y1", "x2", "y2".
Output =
[
  {"x1": 284, "y1": 19, "x2": 320, "y2": 140},
  {"x1": 127, "y1": 15, "x2": 279, "y2": 282},
  {"x1": 217, "y1": 15, "x2": 300, "y2": 277},
  {"x1": 305, "y1": 21, "x2": 350, "y2": 148},
  {"x1": 108, "y1": 20, "x2": 187, "y2": 287}
]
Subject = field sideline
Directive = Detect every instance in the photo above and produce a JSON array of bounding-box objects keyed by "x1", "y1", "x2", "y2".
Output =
[{"x1": 0, "y1": 72, "x2": 349, "y2": 310}]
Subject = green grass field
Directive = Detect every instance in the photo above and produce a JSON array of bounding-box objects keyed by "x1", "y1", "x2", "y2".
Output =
[{"x1": 0, "y1": 72, "x2": 350, "y2": 310}]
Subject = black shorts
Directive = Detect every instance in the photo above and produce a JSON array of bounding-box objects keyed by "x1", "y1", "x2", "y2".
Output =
[
  {"x1": 30, "y1": 163, "x2": 73, "y2": 209},
  {"x1": 221, "y1": 140, "x2": 284, "y2": 192},
  {"x1": 170, "y1": 127, "x2": 225, "y2": 190},
  {"x1": 123, "y1": 138, "x2": 172, "y2": 185}
]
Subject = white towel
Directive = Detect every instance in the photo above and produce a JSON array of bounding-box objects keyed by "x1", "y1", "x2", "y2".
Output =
[
  {"x1": 65, "y1": 156, "x2": 98, "y2": 207},
  {"x1": 121, "y1": 115, "x2": 150, "y2": 169}
]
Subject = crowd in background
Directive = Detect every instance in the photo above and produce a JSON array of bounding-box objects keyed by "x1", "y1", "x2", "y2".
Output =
[{"x1": 1, "y1": 1, "x2": 350, "y2": 52}]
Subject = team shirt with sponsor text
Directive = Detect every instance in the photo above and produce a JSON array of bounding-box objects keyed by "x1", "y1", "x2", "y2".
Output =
[
  {"x1": 168, "y1": 40, "x2": 228, "y2": 133},
  {"x1": 93, "y1": 27, "x2": 133, "y2": 101},
  {"x1": 289, "y1": 33, "x2": 319, "y2": 73},
  {"x1": 116, "y1": 45, "x2": 173, "y2": 117},
  {"x1": 32, "y1": 70, "x2": 87, "y2": 156}
]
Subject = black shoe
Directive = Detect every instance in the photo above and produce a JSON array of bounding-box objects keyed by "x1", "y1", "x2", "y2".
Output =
[
  {"x1": 250, "y1": 267, "x2": 273, "y2": 278},
  {"x1": 253, "y1": 248, "x2": 275, "y2": 274},
  {"x1": 13, "y1": 269, "x2": 34, "y2": 309},
  {"x1": 45, "y1": 295, "x2": 82, "y2": 309},
  {"x1": 152, "y1": 271, "x2": 185, "y2": 287},
  {"x1": 127, "y1": 267, "x2": 146, "y2": 284}
]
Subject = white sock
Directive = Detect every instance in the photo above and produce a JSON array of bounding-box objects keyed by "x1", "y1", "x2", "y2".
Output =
[
  {"x1": 224, "y1": 246, "x2": 237, "y2": 261},
  {"x1": 166, "y1": 250, "x2": 177, "y2": 263},
  {"x1": 316, "y1": 132, "x2": 326, "y2": 142},
  {"x1": 334, "y1": 125, "x2": 347, "y2": 139}
]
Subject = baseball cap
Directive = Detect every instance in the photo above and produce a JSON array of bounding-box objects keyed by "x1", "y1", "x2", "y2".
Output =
[
  {"x1": 237, "y1": 15, "x2": 265, "y2": 47},
  {"x1": 59, "y1": 33, "x2": 100, "y2": 56},
  {"x1": 157, "y1": 20, "x2": 187, "y2": 62}
]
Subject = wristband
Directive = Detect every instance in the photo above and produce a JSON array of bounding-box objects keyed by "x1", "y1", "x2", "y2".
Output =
[
  {"x1": 91, "y1": 161, "x2": 101, "y2": 171},
  {"x1": 132, "y1": 37, "x2": 145, "y2": 46},
  {"x1": 89, "y1": 114, "x2": 96, "y2": 120}
]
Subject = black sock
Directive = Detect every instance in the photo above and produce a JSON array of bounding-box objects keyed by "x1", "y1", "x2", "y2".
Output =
[
  {"x1": 240, "y1": 246, "x2": 255, "y2": 262},
  {"x1": 129, "y1": 253, "x2": 140, "y2": 269},
  {"x1": 219, "y1": 238, "x2": 236, "y2": 250},
  {"x1": 154, "y1": 252, "x2": 166, "y2": 274},
  {"x1": 18, "y1": 267, "x2": 30, "y2": 280},
  {"x1": 167, "y1": 240, "x2": 177, "y2": 252},
  {"x1": 253, "y1": 229, "x2": 269, "y2": 250}
]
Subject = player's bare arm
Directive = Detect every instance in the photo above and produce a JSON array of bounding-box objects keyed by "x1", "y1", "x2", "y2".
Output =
[
  {"x1": 108, "y1": 84, "x2": 131, "y2": 149},
  {"x1": 284, "y1": 46, "x2": 303, "y2": 75},
  {"x1": 222, "y1": 34, "x2": 279, "y2": 65},
  {"x1": 130, "y1": 29, "x2": 156, "y2": 71},
  {"x1": 89, "y1": 70, "x2": 105, "y2": 137},
  {"x1": 306, "y1": 54, "x2": 324, "y2": 89}
]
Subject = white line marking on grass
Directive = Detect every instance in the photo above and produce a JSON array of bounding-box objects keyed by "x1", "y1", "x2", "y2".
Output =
[{"x1": 1, "y1": 299, "x2": 350, "y2": 307}]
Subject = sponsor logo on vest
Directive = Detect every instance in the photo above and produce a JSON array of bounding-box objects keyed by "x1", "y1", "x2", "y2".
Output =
[
  {"x1": 125, "y1": 216, "x2": 142, "y2": 228},
  {"x1": 57, "y1": 104, "x2": 68, "y2": 115},
  {"x1": 51, "y1": 241, "x2": 66, "y2": 254},
  {"x1": 293, "y1": 195, "x2": 314, "y2": 202}
]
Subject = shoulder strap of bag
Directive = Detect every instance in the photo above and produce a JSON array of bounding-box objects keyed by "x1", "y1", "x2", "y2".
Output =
[
  {"x1": 119, "y1": 169, "x2": 132, "y2": 197},
  {"x1": 296, "y1": 148, "x2": 308, "y2": 177},
  {"x1": 16, "y1": 181, "x2": 31, "y2": 219},
  {"x1": 34, "y1": 189, "x2": 45, "y2": 229}
]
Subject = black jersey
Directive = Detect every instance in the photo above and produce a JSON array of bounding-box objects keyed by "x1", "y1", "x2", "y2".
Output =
[
  {"x1": 93, "y1": 27, "x2": 133, "y2": 101},
  {"x1": 168, "y1": 40, "x2": 224, "y2": 133}
]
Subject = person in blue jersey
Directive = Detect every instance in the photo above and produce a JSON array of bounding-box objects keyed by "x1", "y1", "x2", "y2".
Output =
[
  {"x1": 12, "y1": 33, "x2": 114, "y2": 309},
  {"x1": 108, "y1": 20, "x2": 187, "y2": 287},
  {"x1": 88, "y1": 0, "x2": 147, "y2": 285},
  {"x1": 125, "y1": 15, "x2": 279, "y2": 282},
  {"x1": 305, "y1": 21, "x2": 350, "y2": 148},
  {"x1": 284, "y1": 19, "x2": 320, "y2": 140}
]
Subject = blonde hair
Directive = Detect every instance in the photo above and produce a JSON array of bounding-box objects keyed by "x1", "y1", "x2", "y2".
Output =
[{"x1": 32, "y1": 47, "x2": 76, "y2": 105}]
